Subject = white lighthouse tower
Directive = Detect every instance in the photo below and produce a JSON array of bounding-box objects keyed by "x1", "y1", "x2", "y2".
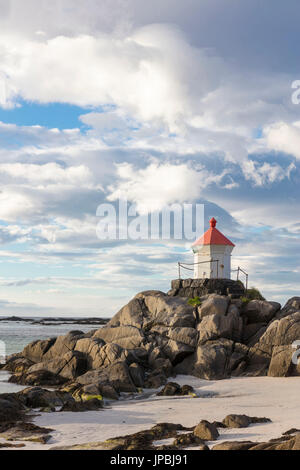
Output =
[{"x1": 192, "y1": 217, "x2": 235, "y2": 280}]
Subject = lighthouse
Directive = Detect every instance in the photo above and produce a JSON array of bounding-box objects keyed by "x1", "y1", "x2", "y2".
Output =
[{"x1": 192, "y1": 218, "x2": 235, "y2": 280}]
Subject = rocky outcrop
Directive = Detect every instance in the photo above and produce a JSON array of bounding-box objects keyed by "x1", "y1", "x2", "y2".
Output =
[
  {"x1": 242, "y1": 300, "x2": 280, "y2": 323},
  {"x1": 174, "y1": 339, "x2": 236, "y2": 380},
  {"x1": 6, "y1": 288, "x2": 300, "y2": 394}
]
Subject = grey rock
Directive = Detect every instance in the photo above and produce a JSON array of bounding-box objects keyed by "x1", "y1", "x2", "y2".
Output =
[
  {"x1": 267, "y1": 345, "x2": 294, "y2": 377},
  {"x1": 93, "y1": 325, "x2": 145, "y2": 349},
  {"x1": 194, "y1": 420, "x2": 219, "y2": 440},
  {"x1": 27, "y1": 351, "x2": 87, "y2": 380},
  {"x1": 242, "y1": 300, "x2": 281, "y2": 324},
  {"x1": 129, "y1": 363, "x2": 145, "y2": 388},
  {"x1": 197, "y1": 311, "x2": 243, "y2": 344},
  {"x1": 198, "y1": 294, "x2": 230, "y2": 318},
  {"x1": 174, "y1": 339, "x2": 234, "y2": 380}
]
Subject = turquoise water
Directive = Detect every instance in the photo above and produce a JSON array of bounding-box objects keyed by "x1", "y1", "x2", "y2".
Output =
[{"x1": 0, "y1": 319, "x2": 102, "y2": 394}]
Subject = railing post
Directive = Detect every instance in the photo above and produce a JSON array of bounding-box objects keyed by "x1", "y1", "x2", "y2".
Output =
[{"x1": 178, "y1": 262, "x2": 181, "y2": 280}]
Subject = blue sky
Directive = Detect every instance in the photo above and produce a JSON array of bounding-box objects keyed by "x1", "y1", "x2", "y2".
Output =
[{"x1": 0, "y1": 0, "x2": 299, "y2": 316}]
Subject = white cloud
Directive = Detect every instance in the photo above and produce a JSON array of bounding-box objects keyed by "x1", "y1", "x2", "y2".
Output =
[
  {"x1": 107, "y1": 160, "x2": 228, "y2": 213},
  {"x1": 264, "y1": 121, "x2": 300, "y2": 159},
  {"x1": 242, "y1": 159, "x2": 295, "y2": 186}
]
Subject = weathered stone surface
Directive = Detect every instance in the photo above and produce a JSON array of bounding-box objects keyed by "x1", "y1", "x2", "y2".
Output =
[
  {"x1": 197, "y1": 311, "x2": 243, "y2": 344},
  {"x1": 212, "y1": 441, "x2": 257, "y2": 450},
  {"x1": 223, "y1": 414, "x2": 251, "y2": 428},
  {"x1": 9, "y1": 369, "x2": 68, "y2": 387},
  {"x1": 242, "y1": 300, "x2": 281, "y2": 324},
  {"x1": 173, "y1": 433, "x2": 205, "y2": 447},
  {"x1": 276, "y1": 297, "x2": 300, "y2": 320},
  {"x1": 169, "y1": 279, "x2": 245, "y2": 298},
  {"x1": 22, "y1": 338, "x2": 56, "y2": 363},
  {"x1": 0, "y1": 422, "x2": 53, "y2": 443},
  {"x1": 60, "y1": 398, "x2": 103, "y2": 412},
  {"x1": 77, "y1": 361, "x2": 137, "y2": 393},
  {"x1": 254, "y1": 312, "x2": 300, "y2": 357},
  {"x1": 267, "y1": 345, "x2": 294, "y2": 377},
  {"x1": 157, "y1": 382, "x2": 194, "y2": 396},
  {"x1": 17, "y1": 387, "x2": 72, "y2": 408},
  {"x1": 3, "y1": 357, "x2": 33, "y2": 374},
  {"x1": 108, "y1": 291, "x2": 195, "y2": 329},
  {"x1": 52, "y1": 422, "x2": 189, "y2": 450},
  {"x1": 242, "y1": 322, "x2": 267, "y2": 346},
  {"x1": 93, "y1": 325, "x2": 145, "y2": 349},
  {"x1": 26, "y1": 350, "x2": 87, "y2": 380},
  {"x1": 129, "y1": 363, "x2": 145, "y2": 388},
  {"x1": 0, "y1": 395, "x2": 26, "y2": 423},
  {"x1": 144, "y1": 372, "x2": 167, "y2": 389},
  {"x1": 43, "y1": 331, "x2": 85, "y2": 360},
  {"x1": 174, "y1": 339, "x2": 235, "y2": 380},
  {"x1": 198, "y1": 294, "x2": 230, "y2": 318},
  {"x1": 223, "y1": 414, "x2": 271, "y2": 428},
  {"x1": 194, "y1": 420, "x2": 219, "y2": 440}
]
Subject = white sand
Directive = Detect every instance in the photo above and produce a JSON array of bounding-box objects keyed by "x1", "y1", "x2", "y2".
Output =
[{"x1": 8, "y1": 375, "x2": 300, "y2": 450}]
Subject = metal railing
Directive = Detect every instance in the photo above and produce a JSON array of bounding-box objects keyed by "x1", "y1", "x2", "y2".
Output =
[
  {"x1": 178, "y1": 259, "x2": 219, "y2": 279},
  {"x1": 177, "y1": 260, "x2": 249, "y2": 292},
  {"x1": 231, "y1": 266, "x2": 249, "y2": 291}
]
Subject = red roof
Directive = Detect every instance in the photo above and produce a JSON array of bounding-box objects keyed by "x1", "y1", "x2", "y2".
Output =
[{"x1": 192, "y1": 218, "x2": 235, "y2": 247}]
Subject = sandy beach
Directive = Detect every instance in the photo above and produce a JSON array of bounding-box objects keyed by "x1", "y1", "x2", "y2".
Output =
[{"x1": 5, "y1": 375, "x2": 299, "y2": 450}]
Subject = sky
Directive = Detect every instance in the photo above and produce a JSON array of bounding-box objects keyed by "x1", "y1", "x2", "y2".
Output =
[{"x1": 0, "y1": 0, "x2": 300, "y2": 316}]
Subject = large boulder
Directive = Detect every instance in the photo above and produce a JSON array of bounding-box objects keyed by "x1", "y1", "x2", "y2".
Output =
[
  {"x1": 242, "y1": 300, "x2": 280, "y2": 324},
  {"x1": 75, "y1": 339, "x2": 132, "y2": 370},
  {"x1": 22, "y1": 338, "x2": 56, "y2": 363},
  {"x1": 242, "y1": 323, "x2": 267, "y2": 346},
  {"x1": 108, "y1": 291, "x2": 195, "y2": 329},
  {"x1": 44, "y1": 331, "x2": 85, "y2": 360},
  {"x1": 197, "y1": 311, "x2": 243, "y2": 344},
  {"x1": 17, "y1": 387, "x2": 72, "y2": 408},
  {"x1": 0, "y1": 395, "x2": 26, "y2": 423},
  {"x1": 93, "y1": 325, "x2": 145, "y2": 349},
  {"x1": 276, "y1": 297, "x2": 300, "y2": 320},
  {"x1": 174, "y1": 339, "x2": 236, "y2": 380},
  {"x1": 267, "y1": 345, "x2": 298, "y2": 377},
  {"x1": 76, "y1": 361, "x2": 137, "y2": 393},
  {"x1": 26, "y1": 351, "x2": 87, "y2": 380},
  {"x1": 253, "y1": 312, "x2": 300, "y2": 357},
  {"x1": 198, "y1": 294, "x2": 230, "y2": 319}
]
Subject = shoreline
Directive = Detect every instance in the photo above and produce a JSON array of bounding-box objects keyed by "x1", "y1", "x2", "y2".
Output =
[{"x1": 3, "y1": 375, "x2": 300, "y2": 450}]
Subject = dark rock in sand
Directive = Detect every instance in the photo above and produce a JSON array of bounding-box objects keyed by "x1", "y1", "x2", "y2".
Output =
[
  {"x1": 193, "y1": 420, "x2": 219, "y2": 440},
  {"x1": 212, "y1": 441, "x2": 258, "y2": 450},
  {"x1": 0, "y1": 395, "x2": 26, "y2": 423},
  {"x1": 17, "y1": 387, "x2": 72, "y2": 409},
  {"x1": 222, "y1": 414, "x2": 271, "y2": 428},
  {"x1": 60, "y1": 397, "x2": 103, "y2": 412},
  {"x1": 173, "y1": 432, "x2": 206, "y2": 448},
  {"x1": 157, "y1": 382, "x2": 195, "y2": 397},
  {"x1": 9, "y1": 369, "x2": 68, "y2": 387},
  {"x1": 0, "y1": 421, "x2": 53, "y2": 444}
]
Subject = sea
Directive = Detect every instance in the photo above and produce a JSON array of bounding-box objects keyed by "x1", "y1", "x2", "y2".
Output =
[{"x1": 0, "y1": 317, "x2": 105, "y2": 394}]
